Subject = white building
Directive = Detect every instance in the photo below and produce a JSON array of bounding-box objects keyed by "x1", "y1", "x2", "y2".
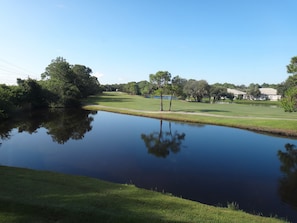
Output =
[
  {"x1": 259, "y1": 88, "x2": 281, "y2": 101},
  {"x1": 227, "y1": 88, "x2": 281, "y2": 101},
  {"x1": 227, "y1": 88, "x2": 247, "y2": 99}
]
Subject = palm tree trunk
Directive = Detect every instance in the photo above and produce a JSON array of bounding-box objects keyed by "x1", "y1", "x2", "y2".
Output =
[
  {"x1": 160, "y1": 91, "x2": 163, "y2": 111},
  {"x1": 169, "y1": 97, "x2": 172, "y2": 111}
]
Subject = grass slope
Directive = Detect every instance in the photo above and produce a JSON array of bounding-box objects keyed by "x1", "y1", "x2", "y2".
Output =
[
  {"x1": 83, "y1": 92, "x2": 297, "y2": 136},
  {"x1": 0, "y1": 166, "x2": 287, "y2": 223}
]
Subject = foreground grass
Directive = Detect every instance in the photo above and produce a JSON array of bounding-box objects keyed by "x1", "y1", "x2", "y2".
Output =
[
  {"x1": 0, "y1": 166, "x2": 287, "y2": 223},
  {"x1": 83, "y1": 92, "x2": 297, "y2": 137}
]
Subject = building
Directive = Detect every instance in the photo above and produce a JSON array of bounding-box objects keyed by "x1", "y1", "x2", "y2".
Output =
[
  {"x1": 227, "y1": 87, "x2": 281, "y2": 101},
  {"x1": 227, "y1": 88, "x2": 247, "y2": 99},
  {"x1": 259, "y1": 88, "x2": 281, "y2": 101}
]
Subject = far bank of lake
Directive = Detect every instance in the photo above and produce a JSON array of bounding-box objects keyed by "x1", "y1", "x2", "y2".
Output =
[{"x1": 83, "y1": 92, "x2": 297, "y2": 137}]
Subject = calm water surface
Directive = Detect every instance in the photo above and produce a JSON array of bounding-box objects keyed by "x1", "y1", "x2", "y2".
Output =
[{"x1": 0, "y1": 109, "x2": 296, "y2": 222}]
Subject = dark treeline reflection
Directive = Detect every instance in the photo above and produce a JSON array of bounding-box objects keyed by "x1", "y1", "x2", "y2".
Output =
[
  {"x1": 0, "y1": 109, "x2": 96, "y2": 144},
  {"x1": 141, "y1": 120, "x2": 186, "y2": 158},
  {"x1": 278, "y1": 143, "x2": 297, "y2": 210}
]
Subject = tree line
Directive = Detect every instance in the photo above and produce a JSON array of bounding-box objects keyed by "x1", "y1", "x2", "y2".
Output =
[
  {"x1": 1, "y1": 55, "x2": 296, "y2": 118},
  {"x1": 0, "y1": 57, "x2": 102, "y2": 119},
  {"x1": 103, "y1": 56, "x2": 297, "y2": 112},
  {"x1": 103, "y1": 77, "x2": 278, "y2": 102},
  {"x1": 103, "y1": 73, "x2": 279, "y2": 111}
]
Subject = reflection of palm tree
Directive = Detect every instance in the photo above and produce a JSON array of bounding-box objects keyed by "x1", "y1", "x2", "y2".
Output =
[
  {"x1": 141, "y1": 120, "x2": 185, "y2": 158},
  {"x1": 277, "y1": 143, "x2": 297, "y2": 210}
]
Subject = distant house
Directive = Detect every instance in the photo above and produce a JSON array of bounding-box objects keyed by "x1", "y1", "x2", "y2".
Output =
[
  {"x1": 259, "y1": 88, "x2": 281, "y2": 101},
  {"x1": 227, "y1": 88, "x2": 247, "y2": 99},
  {"x1": 227, "y1": 87, "x2": 281, "y2": 101}
]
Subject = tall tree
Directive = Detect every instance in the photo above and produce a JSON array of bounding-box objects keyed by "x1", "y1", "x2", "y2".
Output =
[
  {"x1": 41, "y1": 57, "x2": 74, "y2": 83},
  {"x1": 168, "y1": 75, "x2": 186, "y2": 111},
  {"x1": 280, "y1": 56, "x2": 297, "y2": 111},
  {"x1": 41, "y1": 57, "x2": 80, "y2": 107},
  {"x1": 287, "y1": 56, "x2": 297, "y2": 75},
  {"x1": 149, "y1": 71, "x2": 171, "y2": 111},
  {"x1": 71, "y1": 64, "x2": 101, "y2": 97}
]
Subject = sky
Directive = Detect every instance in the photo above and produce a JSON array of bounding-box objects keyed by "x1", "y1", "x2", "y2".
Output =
[{"x1": 0, "y1": 0, "x2": 296, "y2": 86}]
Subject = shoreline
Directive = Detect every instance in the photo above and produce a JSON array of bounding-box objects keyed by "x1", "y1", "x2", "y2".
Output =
[{"x1": 83, "y1": 105, "x2": 297, "y2": 138}]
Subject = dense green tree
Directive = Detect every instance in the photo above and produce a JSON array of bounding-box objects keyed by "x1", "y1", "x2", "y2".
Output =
[
  {"x1": 0, "y1": 85, "x2": 16, "y2": 118},
  {"x1": 41, "y1": 57, "x2": 74, "y2": 83},
  {"x1": 247, "y1": 83, "x2": 261, "y2": 100},
  {"x1": 41, "y1": 57, "x2": 80, "y2": 107},
  {"x1": 279, "y1": 75, "x2": 297, "y2": 96},
  {"x1": 221, "y1": 82, "x2": 236, "y2": 89},
  {"x1": 261, "y1": 83, "x2": 278, "y2": 89},
  {"x1": 287, "y1": 56, "x2": 297, "y2": 75},
  {"x1": 210, "y1": 85, "x2": 227, "y2": 103},
  {"x1": 278, "y1": 56, "x2": 297, "y2": 97},
  {"x1": 183, "y1": 79, "x2": 196, "y2": 101},
  {"x1": 168, "y1": 75, "x2": 187, "y2": 111},
  {"x1": 183, "y1": 79, "x2": 210, "y2": 102},
  {"x1": 138, "y1": 80, "x2": 153, "y2": 96},
  {"x1": 149, "y1": 71, "x2": 171, "y2": 111},
  {"x1": 71, "y1": 64, "x2": 101, "y2": 97},
  {"x1": 103, "y1": 84, "x2": 123, "y2": 92},
  {"x1": 40, "y1": 57, "x2": 101, "y2": 107},
  {"x1": 281, "y1": 87, "x2": 297, "y2": 112},
  {"x1": 17, "y1": 78, "x2": 47, "y2": 108},
  {"x1": 125, "y1": 82, "x2": 140, "y2": 95},
  {"x1": 279, "y1": 56, "x2": 297, "y2": 111}
]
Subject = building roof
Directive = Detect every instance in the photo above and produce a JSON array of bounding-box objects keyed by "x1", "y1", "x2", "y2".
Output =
[
  {"x1": 227, "y1": 88, "x2": 246, "y2": 95},
  {"x1": 259, "y1": 88, "x2": 277, "y2": 95}
]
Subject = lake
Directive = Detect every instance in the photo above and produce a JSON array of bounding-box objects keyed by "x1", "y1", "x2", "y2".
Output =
[{"x1": 0, "y1": 109, "x2": 296, "y2": 222}]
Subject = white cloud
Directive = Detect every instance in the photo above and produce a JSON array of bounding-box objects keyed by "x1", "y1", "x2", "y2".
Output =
[{"x1": 94, "y1": 72, "x2": 104, "y2": 79}]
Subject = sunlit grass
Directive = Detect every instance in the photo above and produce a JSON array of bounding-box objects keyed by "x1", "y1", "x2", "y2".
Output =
[
  {"x1": 0, "y1": 166, "x2": 287, "y2": 223},
  {"x1": 83, "y1": 92, "x2": 297, "y2": 136}
]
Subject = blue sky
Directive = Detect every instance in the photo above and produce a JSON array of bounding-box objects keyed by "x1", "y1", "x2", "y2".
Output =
[{"x1": 0, "y1": 0, "x2": 296, "y2": 86}]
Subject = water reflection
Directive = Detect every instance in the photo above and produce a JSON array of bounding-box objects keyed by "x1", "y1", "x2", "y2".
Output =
[
  {"x1": 141, "y1": 120, "x2": 186, "y2": 158},
  {"x1": 0, "y1": 109, "x2": 96, "y2": 144},
  {"x1": 277, "y1": 143, "x2": 297, "y2": 210}
]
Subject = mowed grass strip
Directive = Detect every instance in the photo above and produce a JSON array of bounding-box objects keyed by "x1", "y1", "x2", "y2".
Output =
[
  {"x1": 0, "y1": 166, "x2": 287, "y2": 223},
  {"x1": 83, "y1": 92, "x2": 297, "y2": 136}
]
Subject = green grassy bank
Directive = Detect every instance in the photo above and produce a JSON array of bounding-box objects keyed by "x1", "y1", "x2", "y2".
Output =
[
  {"x1": 83, "y1": 92, "x2": 297, "y2": 137},
  {"x1": 0, "y1": 166, "x2": 287, "y2": 223}
]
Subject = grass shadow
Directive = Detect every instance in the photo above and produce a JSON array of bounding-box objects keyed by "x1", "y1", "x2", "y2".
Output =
[{"x1": 0, "y1": 166, "x2": 190, "y2": 223}]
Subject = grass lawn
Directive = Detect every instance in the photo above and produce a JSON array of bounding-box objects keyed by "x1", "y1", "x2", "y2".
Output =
[
  {"x1": 0, "y1": 166, "x2": 288, "y2": 223},
  {"x1": 83, "y1": 92, "x2": 297, "y2": 137}
]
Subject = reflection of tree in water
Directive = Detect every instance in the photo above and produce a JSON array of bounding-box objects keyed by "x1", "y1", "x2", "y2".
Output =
[
  {"x1": 277, "y1": 143, "x2": 297, "y2": 210},
  {"x1": 141, "y1": 120, "x2": 186, "y2": 158},
  {"x1": 0, "y1": 122, "x2": 13, "y2": 140},
  {"x1": 0, "y1": 109, "x2": 96, "y2": 145},
  {"x1": 44, "y1": 109, "x2": 95, "y2": 144}
]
